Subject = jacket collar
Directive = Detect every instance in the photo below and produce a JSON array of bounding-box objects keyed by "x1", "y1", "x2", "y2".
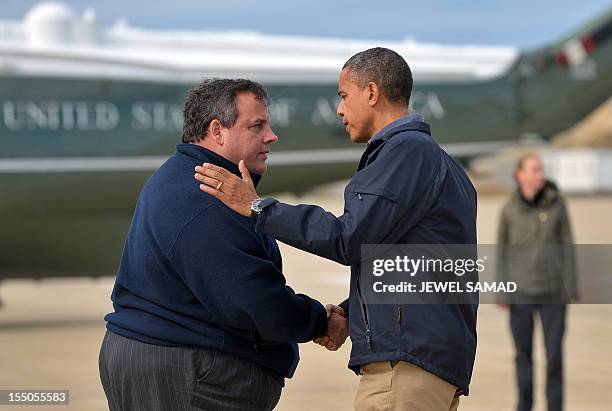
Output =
[
  {"x1": 176, "y1": 143, "x2": 262, "y2": 187},
  {"x1": 357, "y1": 113, "x2": 431, "y2": 171},
  {"x1": 516, "y1": 180, "x2": 559, "y2": 208},
  {"x1": 368, "y1": 113, "x2": 429, "y2": 145}
]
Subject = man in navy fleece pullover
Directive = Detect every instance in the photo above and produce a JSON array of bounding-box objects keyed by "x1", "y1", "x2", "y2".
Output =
[{"x1": 99, "y1": 79, "x2": 348, "y2": 411}]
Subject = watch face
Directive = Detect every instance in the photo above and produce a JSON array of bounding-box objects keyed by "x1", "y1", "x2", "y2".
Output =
[{"x1": 251, "y1": 200, "x2": 262, "y2": 213}]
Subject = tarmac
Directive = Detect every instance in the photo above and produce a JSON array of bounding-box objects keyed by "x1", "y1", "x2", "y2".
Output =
[{"x1": 1, "y1": 192, "x2": 611, "y2": 410}]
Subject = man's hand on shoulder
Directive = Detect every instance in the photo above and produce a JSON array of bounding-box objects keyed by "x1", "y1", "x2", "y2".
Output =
[{"x1": 195, "y1": 160, "x2": 259, "y2": 217}]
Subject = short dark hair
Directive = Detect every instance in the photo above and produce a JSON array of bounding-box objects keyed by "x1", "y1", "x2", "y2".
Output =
[
  {"x1": 342, "y1": 47, "x2": 413, "y2": 106},
  {"x1": 181, "y1": 78, "x2": 269, "y2": 143}
]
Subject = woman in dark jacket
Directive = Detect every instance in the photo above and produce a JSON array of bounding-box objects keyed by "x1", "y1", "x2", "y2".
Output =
[{"x1": 497, "y1": 153, "x2": 578, "y2": 411}]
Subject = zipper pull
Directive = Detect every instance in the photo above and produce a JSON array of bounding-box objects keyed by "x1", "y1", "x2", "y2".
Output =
[
  {"x1": 357, "y1": 193, "x2": 363, "y2": 200},
  {"x1": 365, "y1": 324, "x2": 372, "y2": 351},
  {"x1": 397, "y1": 306, "x2": 401, "y2": 323}
]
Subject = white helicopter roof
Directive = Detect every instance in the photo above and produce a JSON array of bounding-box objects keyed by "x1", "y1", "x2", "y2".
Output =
[{"x1": 0, "y1": 2, "x2": 519, "y2": 84}]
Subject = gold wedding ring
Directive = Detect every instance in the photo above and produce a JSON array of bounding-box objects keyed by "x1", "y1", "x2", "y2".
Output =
[{"x1": 216, "y1": 181, "x2": 223, "y2": 190}]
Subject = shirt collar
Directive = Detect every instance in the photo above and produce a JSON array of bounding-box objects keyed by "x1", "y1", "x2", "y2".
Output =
[{"x1": 176, "y1": 143, "x2": 262, "y2": 187}]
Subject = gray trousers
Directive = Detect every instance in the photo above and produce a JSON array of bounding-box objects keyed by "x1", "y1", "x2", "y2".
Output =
[{"x1": 99, "y1": 330, "x2": 281, "y2": 411}]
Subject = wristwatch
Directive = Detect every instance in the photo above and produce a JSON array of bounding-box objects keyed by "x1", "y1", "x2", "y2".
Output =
[
  {"x1": 250, "y1": 198, "x2": 264, "y2": 216},
  {"x1": 250, "y1": 197, "x2": 278, "y2": 218}
]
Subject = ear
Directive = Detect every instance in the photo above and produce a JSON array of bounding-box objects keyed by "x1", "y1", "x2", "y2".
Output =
[
  {"x1": 367, "y1": 82, "x2": 380, "y2": 107},
  {"x1": 209, "y1": 119, "x2": 224, "y2": 145}
]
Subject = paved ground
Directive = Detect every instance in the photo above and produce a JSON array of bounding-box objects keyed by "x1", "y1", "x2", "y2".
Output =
[{"x1": 1, "y1": 193, "x2": 611, "y2": 410}]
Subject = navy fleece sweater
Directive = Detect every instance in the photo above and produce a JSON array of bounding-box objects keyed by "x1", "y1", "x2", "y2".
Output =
[{"x1": 104, "y1": 144, "x2": 327, "y2": 384}]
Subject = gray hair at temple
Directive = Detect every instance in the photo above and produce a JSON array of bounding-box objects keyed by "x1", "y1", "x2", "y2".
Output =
[
  {"x1": 342, "y1": 47, "x2": 413, "y2": 106},
  {"x1": 181, "y1": 78, "x2": 269, "y2": 143}
]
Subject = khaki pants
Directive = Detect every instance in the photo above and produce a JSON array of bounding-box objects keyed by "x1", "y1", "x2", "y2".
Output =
[{"x1": 355, "y1": 361, "x2": 461, "y2": 411}]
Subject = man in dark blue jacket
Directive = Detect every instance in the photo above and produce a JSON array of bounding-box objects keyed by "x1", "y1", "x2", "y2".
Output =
[
  {"x1": 196, "y1": 48, "x2": 478, "y2": 410},
  {"x1": 99, "y1": 79, "x2": 348, "y2": 411}
]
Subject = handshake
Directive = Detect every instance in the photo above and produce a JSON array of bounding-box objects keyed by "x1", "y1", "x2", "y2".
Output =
[{"x1": 314, "y1": 304, "x2": 349, "y2": 351}]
